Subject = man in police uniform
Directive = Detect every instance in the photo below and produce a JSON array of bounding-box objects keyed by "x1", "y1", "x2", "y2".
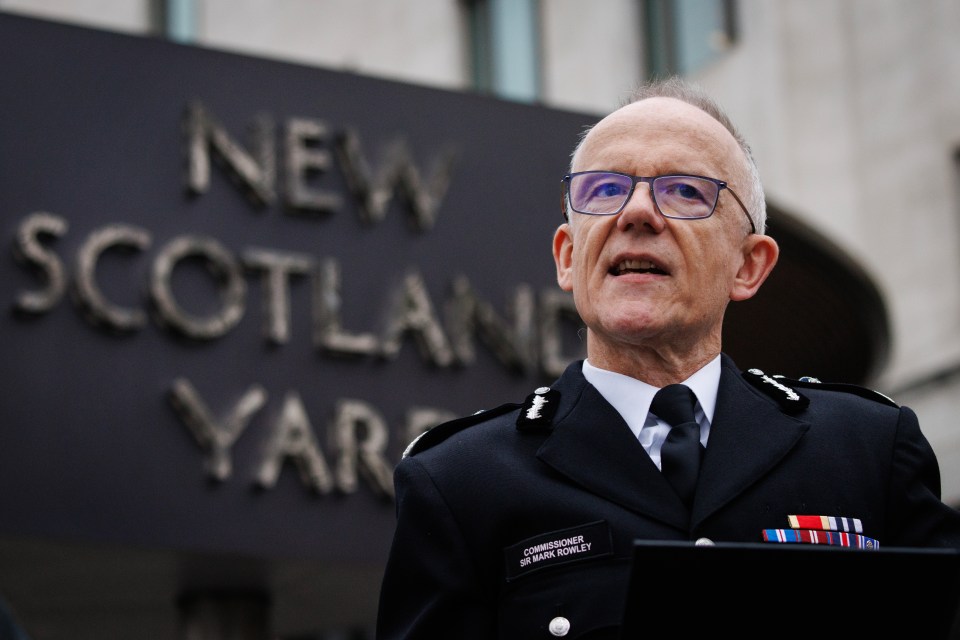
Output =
[{"x1": 375, "y1": 78, "x2": 960, "y2": 639}]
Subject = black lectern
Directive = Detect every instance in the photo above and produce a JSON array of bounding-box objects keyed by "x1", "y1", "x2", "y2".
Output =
[{"x1": 621, "y1": 540, "x2": 960, "y2": 639}]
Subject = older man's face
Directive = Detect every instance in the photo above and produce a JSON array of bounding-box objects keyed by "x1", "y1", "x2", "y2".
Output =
[{"x1": 552, "y1": 97, "x2": 765, "y2": 368}]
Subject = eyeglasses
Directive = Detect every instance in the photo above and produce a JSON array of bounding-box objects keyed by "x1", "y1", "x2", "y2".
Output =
[{"x1": 561, "y1": 171, "x2": 756, "y2": 234}]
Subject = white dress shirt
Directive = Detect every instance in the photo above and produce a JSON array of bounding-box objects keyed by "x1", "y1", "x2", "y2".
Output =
[{"x1": 581, "y1": 356, "x2": 720, "y2": 470}]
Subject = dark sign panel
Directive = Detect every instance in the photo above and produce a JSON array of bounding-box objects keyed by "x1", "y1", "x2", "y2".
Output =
[{"x1": 0, "y1": 14, "x2": 595, "y2": 567}]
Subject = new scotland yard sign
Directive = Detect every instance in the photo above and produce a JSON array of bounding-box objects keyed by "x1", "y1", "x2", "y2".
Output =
[{"x1": 0, "y1": 14, "x2": 594, "y2": 563}]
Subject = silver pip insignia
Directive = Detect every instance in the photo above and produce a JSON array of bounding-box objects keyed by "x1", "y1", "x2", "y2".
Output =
[{"x1": 516, "y1": 386, "x2": 560, "y2": 430}]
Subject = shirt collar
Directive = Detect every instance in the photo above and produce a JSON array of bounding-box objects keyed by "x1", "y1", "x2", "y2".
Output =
[{"x1": 582, "y1": 355, "x2": 721, "y2": 430}]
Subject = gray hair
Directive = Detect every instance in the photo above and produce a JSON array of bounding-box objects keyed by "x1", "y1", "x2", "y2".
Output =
[{"x1": 568, "y1": 76, "x2": 767, "y2": 234}]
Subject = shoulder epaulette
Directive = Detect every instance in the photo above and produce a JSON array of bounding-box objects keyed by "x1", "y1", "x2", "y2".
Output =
[
  {"x1": 743, "y1": 367, "x2": 899, "y2": 412},
  {"x1": 743, "y1": 368, "x2": 810, "y2": 413},
  {"x1": 771, "y1": 374, "x2": 900, "y2": 408},
  {"x1": 402, "y1": 403, "x2": 518, "y2": 458}
]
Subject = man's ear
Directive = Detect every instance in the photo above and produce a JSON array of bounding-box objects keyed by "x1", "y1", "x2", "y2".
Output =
[
  {"x1": 730, "y1": 234, "x2": 779, "y2": 302},
  {"x1": 553, "y1": 224, "x2": 574, "y2": 292}
]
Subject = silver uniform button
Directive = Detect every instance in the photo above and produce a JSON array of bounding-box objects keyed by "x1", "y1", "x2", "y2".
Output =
[
  {"x1": 549, "y1": 616, "x2": 571, "y2": 636},
  {"x1": 694, "y1": 537, "x2": 715, "y2": 546}
]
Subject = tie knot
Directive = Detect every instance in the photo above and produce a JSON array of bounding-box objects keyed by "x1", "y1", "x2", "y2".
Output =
[{"x1": 651, "y1": 384, "x2": 697, "y2": 426}]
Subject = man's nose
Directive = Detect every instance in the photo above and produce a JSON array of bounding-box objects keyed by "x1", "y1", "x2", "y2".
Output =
[{"x1": 616, "y1": 182, "x2": 666, "y2": 232}]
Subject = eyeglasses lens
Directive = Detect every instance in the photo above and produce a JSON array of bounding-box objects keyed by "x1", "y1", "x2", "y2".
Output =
[
  {"x1": 653, "y1": 176, "x2": 719, "y2": 219},
  {"x1": 568, "y1": 173, "x2": 633, "y2": 214}
]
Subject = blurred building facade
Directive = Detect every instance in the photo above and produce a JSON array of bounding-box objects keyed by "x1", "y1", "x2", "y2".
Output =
[{"x1": 2, "y1": 0, "x2": 960, "y2": 638}]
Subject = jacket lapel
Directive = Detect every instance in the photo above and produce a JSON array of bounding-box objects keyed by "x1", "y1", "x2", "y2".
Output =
[
  {"x1": 536, "y1": 363, "x2": 691, "y2": 530},
  {"x1": 691, "y1": 356, "x2": 810, "y2": 526}
]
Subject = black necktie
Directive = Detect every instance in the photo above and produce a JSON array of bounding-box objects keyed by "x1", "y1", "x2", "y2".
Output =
[{"x1": 651, "y1": 384, "x2": 702, "y2": 508}]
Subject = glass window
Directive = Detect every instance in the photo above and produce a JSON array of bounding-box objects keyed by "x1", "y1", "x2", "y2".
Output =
[
  {"x1": 644, "y1": 0, "x2": 737, "y2": 76},
  {"x1": 161, "y1": 0, "x2": 197, "y2": 43},
  {"x1": 465, "y1": 0, "x2": 540, "y2": 103}
]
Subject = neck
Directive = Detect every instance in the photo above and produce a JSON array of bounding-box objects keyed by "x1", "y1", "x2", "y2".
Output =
[{"x1": 585, "y1": 333, "x2": 720, "y2": 388}]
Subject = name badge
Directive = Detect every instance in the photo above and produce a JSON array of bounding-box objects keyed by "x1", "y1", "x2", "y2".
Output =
[{"x1": 503, "y1": 520, "x2": 613, "y2": 582}]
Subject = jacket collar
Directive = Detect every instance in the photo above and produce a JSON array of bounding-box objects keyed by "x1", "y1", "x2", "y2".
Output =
[{"x1": 535, "y1": 356, "x2": 809, "y2": 531}]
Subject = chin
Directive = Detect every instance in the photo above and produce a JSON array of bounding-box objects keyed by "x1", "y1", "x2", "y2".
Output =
[{"x1": 600, "y1": 313, "x2": 664, "y2": 340}]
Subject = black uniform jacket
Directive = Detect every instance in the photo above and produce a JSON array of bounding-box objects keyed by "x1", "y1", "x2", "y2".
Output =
[{"x1": 376, "y1": 355, "x2": 960, "y2": 639}]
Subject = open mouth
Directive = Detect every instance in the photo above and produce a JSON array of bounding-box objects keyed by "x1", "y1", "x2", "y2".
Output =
[{"x1": 610, "y1": 258, "x2": 668, "y2": 276}]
